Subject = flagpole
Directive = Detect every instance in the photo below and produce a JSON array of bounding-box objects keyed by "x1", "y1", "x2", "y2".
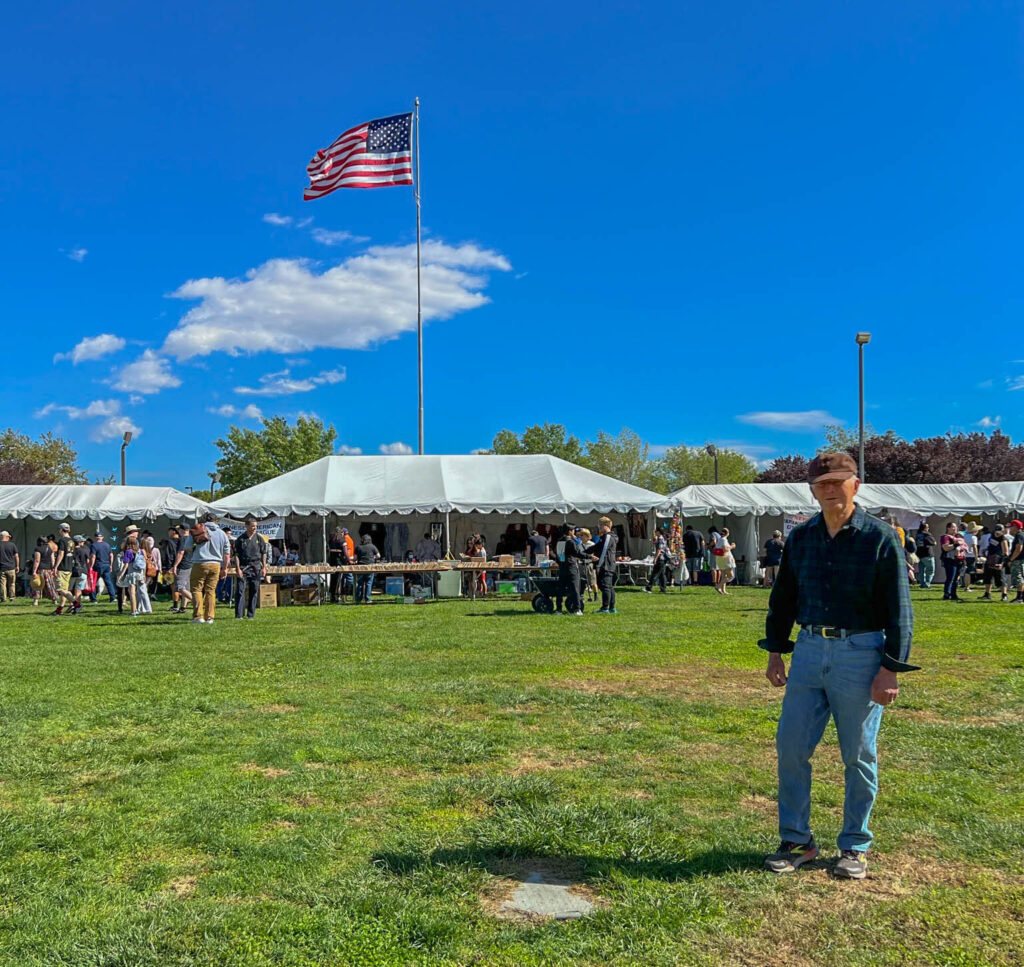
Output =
[{"x1": 414, "y1": 97, "x2": 423, "y2": 455}]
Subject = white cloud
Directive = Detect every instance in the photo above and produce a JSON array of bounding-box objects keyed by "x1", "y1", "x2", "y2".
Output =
[
  {"x1": 234, "y1": 367, "x2": 346, "y2": 397},
  {"x1": 162, "y1": 240, "x2": 511, "y2": 359},
  {"x1": 262, "y1": 213, "x2": 293, "y2": 226},
  {"x1": 976, "y1": 415, "x2": 1001, "y2": 428},
  {"x1": 35, "y1": 398, "x2": 141, "y2": 442},
  {"x1": 110, "y1": 350, "x2": 182, "y2": 395},
  {"x1": 207, "y1": 404, "x2": 264, "y2": 420},
  {"x1": 311, "y1": 227, "x2": 367, "y2": 246},
  {"x1": 1008, "y1": 376, "x2": 1024, "y2": 391},
  {"x1": 736, "y1": 410, "x2": 839, "y2": 432},
  {"x1": 379, "y1": 441, "x2": 413, "y2": 455},
  {"x1": 337, "y1": 444, "x2": 363, "y2": 455},
  {"x1": 54, "y1": 333, "x2": 126, "y2": 364},
  {"x1": 66, "y1": 247, "x2": 88, "y2": 262}
]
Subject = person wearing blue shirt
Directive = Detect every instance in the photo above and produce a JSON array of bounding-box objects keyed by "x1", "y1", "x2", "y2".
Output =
[{"x1": 88, "y1": 532, "x2": 116, "y2": 603}]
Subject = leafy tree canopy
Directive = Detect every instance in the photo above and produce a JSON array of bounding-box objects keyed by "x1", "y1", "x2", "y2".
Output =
[
  {"x1": 489, "y1": 423, "x2": 586, "y2": 464},
  {"x1": 213, "y1": 416, "x2": 338, "y2": 496},
  {"x1": 0, "y1": 429, "x2": 86, "y2": 484},
  {"x1": 657, "y1": 444, "x2": 758, "y2": 492}
]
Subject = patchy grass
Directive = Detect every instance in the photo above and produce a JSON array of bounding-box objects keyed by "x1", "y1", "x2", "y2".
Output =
[{"x1": 0, "y1": 586, "x2": 1021, "y2": 965}]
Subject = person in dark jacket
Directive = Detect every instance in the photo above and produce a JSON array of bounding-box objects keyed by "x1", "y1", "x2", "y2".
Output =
[
  {"x1": 354, "y1": 533, "x2": 380, "y2": 604},
  {"x1": 560, "y1": 526, "x2": 587, "y2": 615},
  {"x1": 328, "y1": 526, "x2": 351, "y2": 603},
  {"x1": 682, "y1": 526, "x2": 704, "y2": 586},
  {"x1": 591, "y1": 516, "x2": 619, "y2": 613}
]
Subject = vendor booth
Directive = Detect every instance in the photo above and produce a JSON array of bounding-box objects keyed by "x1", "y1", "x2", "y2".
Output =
[
  {"x1": 0, "y1": 485, "x2": 217, "y2": 552},
  {"x1": 665, "y1": 481, "x2": 1024, "y2": 584},
  {"x1": 213, "y1": 454, "x2": 668, "y2": 567}
]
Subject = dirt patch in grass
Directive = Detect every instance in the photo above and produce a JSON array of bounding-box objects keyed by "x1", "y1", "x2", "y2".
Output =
[
  {"x1": 557, "y1": 662, "x2": 766, "y2": 703},
  {"x1": 510, "y1": 751, "x2": 607, "y2": 775},
  {"x1": 288, "y1": 793, "x2": 324, "y2": 808},
  {"x1": 900, "y1": 707, "x2": 1024, "y2": 727},
  {"x1": 740, "y1": 793, "x2": 776, "y2": 816},
  {"x1": 166, "y1": 875, "x2": 198, "y2": 898},
  {"x1": 241, "y1": 763, "x2": 291, "y2": 778},
  {"x1": 255, "y1": 703, "x2": 300, "y2": 714},
  {"x1": 479, "y1": 856, "x2": 606, "y2": 923},
  {"x1": 268, "y1": 820, "x2": 297, "y2": 830}
]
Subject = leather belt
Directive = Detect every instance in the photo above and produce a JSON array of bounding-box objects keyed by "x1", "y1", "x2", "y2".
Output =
[{"x1": 802, "y1": 625, "x2": 870, "y2": 639}]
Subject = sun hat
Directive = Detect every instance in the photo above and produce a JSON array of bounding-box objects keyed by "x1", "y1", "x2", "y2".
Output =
[{"x1": 125, "y1": 524, "x2": 139, "y2": 534}]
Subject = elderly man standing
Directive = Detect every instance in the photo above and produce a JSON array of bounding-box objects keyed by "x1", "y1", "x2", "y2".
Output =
[
  {"x1": 760, "y1": 453, "x2": 918, "y2": 880},
  {"x1": 0, "y1": 531, "x2": 19, "y2": 603}
]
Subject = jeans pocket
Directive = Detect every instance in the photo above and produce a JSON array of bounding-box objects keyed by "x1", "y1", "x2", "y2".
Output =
[{"x1": 846, "y1": 631, "x2": 884, "y2": 651}]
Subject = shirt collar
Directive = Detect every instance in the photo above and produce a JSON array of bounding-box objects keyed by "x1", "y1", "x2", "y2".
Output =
[{"x1": 813, "y1": 503, "x2": 866, "y2": 535}]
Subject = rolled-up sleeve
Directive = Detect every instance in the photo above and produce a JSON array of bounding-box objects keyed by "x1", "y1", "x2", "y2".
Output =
[{"x1": 759, "y1": 540, "x2": 798, "y2": 654}]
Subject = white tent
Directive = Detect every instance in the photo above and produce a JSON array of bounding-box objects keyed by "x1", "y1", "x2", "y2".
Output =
[
  {"x1": 665, "y1": 481, "x2": 1024, "y2": 584},
  {"x1": 214, "y1": 455, "x2": 668, "y2": 561},
  {"x1": 0, "y1": 485, "x2": 217, "y2": 563}
]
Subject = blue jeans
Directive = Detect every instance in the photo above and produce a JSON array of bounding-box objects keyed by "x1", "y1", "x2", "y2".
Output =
[
  {"x1": 942, "y1": 560, "x2": 962, "y2": 599},
  {"x1": 776, "y1": 628, "x2": 885, "y2": 853},
  {"x1": 92, "y1": 564, "x2": 116, "y2": 602},
  {"x1": 917, "y1": 557, "x2": 935, "y2": 588},
  {"x1": 685, "y1": 557, "x2": 701, "y2": 584},
  {"x1": 356, "y1": 573, "x2": 374, "y2": 603}
]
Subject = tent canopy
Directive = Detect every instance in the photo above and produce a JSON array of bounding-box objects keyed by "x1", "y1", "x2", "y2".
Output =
[
  {"x1": 214, "y1": 454, "x2": 668, "y2": 517},
  {"x1": 0, "y1": 485, "x2": 217, "y2": 521},
  {"x1": 667, "y1": 481, "x2": 1024, "y2": 518}
]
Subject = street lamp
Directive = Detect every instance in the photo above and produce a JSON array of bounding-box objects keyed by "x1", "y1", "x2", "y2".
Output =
[
  {"x1": 855, "y1": 332, "x2": 871, "y2": 481},
  {"x1": 184, "y1": 486, "x2": 193, "y2": 494},
  {"x1": 208, "y1": 472, "x2": 221, "y2": 500},
  {"x1": 120, "y1": 431, "x2": 132, "y2": 486},
  {"x1": 705, "y1": 444, "x2": 719, "y2": 485}
]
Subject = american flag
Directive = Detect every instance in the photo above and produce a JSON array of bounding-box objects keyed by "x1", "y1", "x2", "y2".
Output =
[{"x1": 303, "y1": 113, "x2": 413, "y2": 199}]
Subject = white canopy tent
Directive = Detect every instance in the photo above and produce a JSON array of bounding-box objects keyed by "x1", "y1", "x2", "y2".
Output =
[
  {"x1": 0, "y1": 485, "x2": 217, "y2": 561},
  {"x1": 214, "y1": 455, "x2": 668, "y2": 562},
  {"x1": 665, "y1": 481, "x2": 1024, "y2": 584}
]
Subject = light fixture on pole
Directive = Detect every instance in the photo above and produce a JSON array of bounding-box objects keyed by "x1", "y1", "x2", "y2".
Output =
[
  {"x1": 855, "y1": 332, "x2": 871, "y2": 481},
  {"x1": 120, "y1": 431, "x2": 132, "y2": 486},
  {"x1": 184, "y1": 486, "x2": 193, "y2": 494},
  {"x1": 208, "y1": 472, "x2": 221, "y2": 500},
  {"x1": 705, "y1": 443, "x2": 719, "y2": 485}
]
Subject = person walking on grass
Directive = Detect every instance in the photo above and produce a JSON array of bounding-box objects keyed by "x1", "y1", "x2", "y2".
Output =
[
  {"x1": 763, "y1": 530, "x2": 785, "y2": 587},
  {"x1": 591, "y1": 516, "x2": 619, "y2": 614},
  {"x1": 34, "y1": 535, "x2": 58, "y2": 610},
  {"x1": 645, "y1": 529, "x2": 672, "y2": 594},
  {"x1": 1007, "y1": 520, "x2": 1024, "y2": 603},
  {"x1": 182, "y1": 513, "x2": 230, "y2": 624},
  {"x1": 939, "y1": 522, "x2": 967, "y2": 602},
  {"x1": 52, "y1": 523, "x2": 77, "y2": 615},
  {"x1": 171, "y1": 523, "x2": 194, "y2": 615},
  {"x1": 682, "y1": 525, "x2": 704, "y2": 587},
  {"x1": 761, "y1": 453, "x2": 917, "y2": 880},
  {"x1": 68, "y1": 535, "x2": 91, "y2": 615},
  {"x1": 981, "y1": 524, "x2": 1009, "y2": 601},
  {"x1": 915, "y1": 523, "x2": 937, "y2": 589},
  {"x1": 711, "y1": 527, "x2": 735, "y2": 595},
  {"x1": 0, "y1": 531, "x2": 19, "y2": 603}
]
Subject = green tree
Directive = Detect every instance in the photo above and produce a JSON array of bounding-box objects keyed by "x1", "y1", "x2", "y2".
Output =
[
  {"x1": 489, "y1": 423, "x2": 586, "y2": 464},
  {"x1": 659, "y1": 443, "x2": 758, "y2": 491},
  {"x1": 0, "y1": 429, "x2": 86, "y2": 483},
  {"x1": 584, "y1": 428, "x2": 663, "y2": 489},
  {"x1": 213, "y1": 415, "x2": 338, "y2": 496}
]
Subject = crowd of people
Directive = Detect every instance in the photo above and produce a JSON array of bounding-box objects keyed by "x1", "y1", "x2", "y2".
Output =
[{"x1": 0, "y1": 513, "x2": 279, "y2": 623}]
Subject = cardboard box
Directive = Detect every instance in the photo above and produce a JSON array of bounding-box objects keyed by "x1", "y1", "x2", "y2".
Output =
[
  {"x1": 258, "y1": 584, "x2": 277, "y2": 609},
  {"x1": 278, "y1": 587, "x2": 293, "y2": 607},
  {"x1": 498, "y1": 555, "x2": 515, "y2": 568},
  {"x1": 291, "y1": 587, "x2": 318, "y2": 606}
]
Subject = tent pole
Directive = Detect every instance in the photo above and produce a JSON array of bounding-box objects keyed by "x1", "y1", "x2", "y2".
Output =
[
  {"x1": 321, "y1": 516, "x2": 327, "y2": 564},
  {"x1": 444, "y1": 510, "x2": 451, "y2": 557}
]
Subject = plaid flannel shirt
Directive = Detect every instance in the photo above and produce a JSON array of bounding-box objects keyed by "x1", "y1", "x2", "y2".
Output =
[{"x1": 759, "y1": 505, "x2": 919, "y2": 672}]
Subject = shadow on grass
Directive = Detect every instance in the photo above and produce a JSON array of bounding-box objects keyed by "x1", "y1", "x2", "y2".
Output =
[
  {"x1": 464, "y1": 610, "x2": 536, "y2": 618},
  {"x1": 372, "y1": 845, "x2": 767, "y2": 882}
]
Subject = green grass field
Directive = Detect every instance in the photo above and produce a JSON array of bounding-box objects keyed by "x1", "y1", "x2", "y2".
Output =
[{"x1": 0, "y1": 586, "x2": 1021, "y2": 966}]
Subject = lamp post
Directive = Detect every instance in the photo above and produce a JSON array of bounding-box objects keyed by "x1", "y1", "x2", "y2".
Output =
[
  {"x1": 120, "y1": 431, "x2": 132, "y2": 485},
  {"x1": 208, "y1": 472, "x2": 221, "y2": 500},
  {"x1": 705, "y1": 444, "x2": 719, "y2": 485},
  {"x1": 855, "y1": 332, "x2": 871, "y2": 481},
  {"x1": 184, "y1": 486, "x2": 193, "y2": 494}
]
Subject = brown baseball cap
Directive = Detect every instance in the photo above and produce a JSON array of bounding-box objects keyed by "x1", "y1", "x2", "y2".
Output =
[{"x1": 807, "y1": 452, "x2": 858, "y2": 484}]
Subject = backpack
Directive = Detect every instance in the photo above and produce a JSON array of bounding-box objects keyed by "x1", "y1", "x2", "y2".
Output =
[
  {"x1": 144, "y1": 550, "x2": 157, "y2": 578},
  {"x1": 904, "y1": 535, "x2": 916, "y2": 555},
  {"x1": 189, "y1": 522, "x2": 209, "y2": 544}
]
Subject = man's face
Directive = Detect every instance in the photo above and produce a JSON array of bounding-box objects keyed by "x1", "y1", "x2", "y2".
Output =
[
  {"x1": 810, "y1": 474, "x2": 859, "y2": 513},
  {"x1": 246, "y1": 522, "x2": 257, "y2": 536}
]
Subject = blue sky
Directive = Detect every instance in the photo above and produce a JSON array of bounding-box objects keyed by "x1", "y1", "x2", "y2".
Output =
[{"x1": 4, "y1": 1, "x2": 1022, "y2": 487}]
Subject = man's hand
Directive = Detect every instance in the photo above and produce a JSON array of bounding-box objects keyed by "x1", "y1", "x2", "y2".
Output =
[
  {"x1": 871, "y1": 667, "x2": 899, "y2": 706},
  {"x1": 766, "y1": 653, "x2": 788, "y2": 687}
]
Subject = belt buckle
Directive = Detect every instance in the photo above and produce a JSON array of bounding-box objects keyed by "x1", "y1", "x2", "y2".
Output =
[{"x1": 822, "y1": 626, "x2": 841, "y2": 639}]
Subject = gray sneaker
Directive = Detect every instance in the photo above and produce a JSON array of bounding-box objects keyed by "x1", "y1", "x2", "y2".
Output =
[
  {"x1": 765, "y1": 837, "x2": 819, "y2": 874},
  {"x1": 833, "y1": 849, "x2": 868, "y2": 879}
]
